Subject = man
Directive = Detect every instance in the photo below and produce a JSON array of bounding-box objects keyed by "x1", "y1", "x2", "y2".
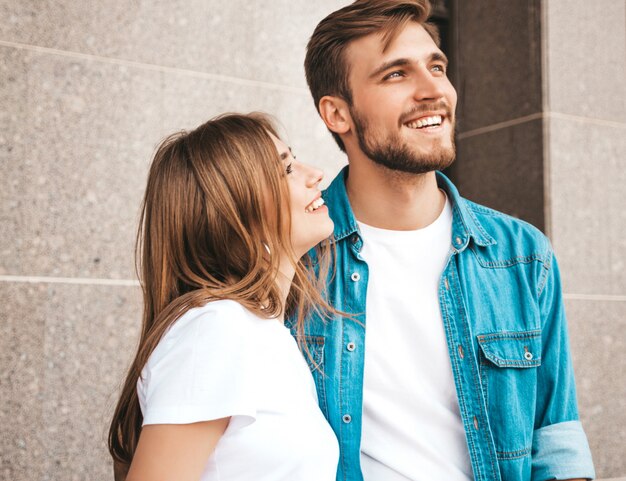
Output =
[{"x1": 291, "y1": 1, "x2": 596, "y2": 480}]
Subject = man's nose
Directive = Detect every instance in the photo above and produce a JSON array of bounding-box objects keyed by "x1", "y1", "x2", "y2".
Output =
[{"x1": 412, "y1": 68, "x2": 445, "y2": 102}]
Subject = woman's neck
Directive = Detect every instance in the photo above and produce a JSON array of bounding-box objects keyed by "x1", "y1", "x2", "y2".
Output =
[{"x1": 275, "y1": 255, "x2": 296, "y2": 323}]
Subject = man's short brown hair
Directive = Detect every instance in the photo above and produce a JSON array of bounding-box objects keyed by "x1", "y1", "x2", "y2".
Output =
[{"x1": 304, "y1": 0, "x2": 440, "y2": 152}]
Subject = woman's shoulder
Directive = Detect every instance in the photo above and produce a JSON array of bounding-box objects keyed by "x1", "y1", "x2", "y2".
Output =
[
  {"x1": 144, "y1": 300, "x2": 261, "y2": 368},
  {"x1": 139, "y1": 299, "x2": 264, "y2": 427},
  {"x1": 168, "y1": 298, "x2": 259, "y2": 339}
]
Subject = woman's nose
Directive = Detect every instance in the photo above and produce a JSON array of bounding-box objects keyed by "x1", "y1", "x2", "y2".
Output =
[{"x1": 304, "y1": 163, "x2": 324, "y2": 187}]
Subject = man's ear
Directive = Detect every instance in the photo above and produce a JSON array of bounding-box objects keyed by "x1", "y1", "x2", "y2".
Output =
[{"x1": 319, "y1": 95, "x2": 351, "y2": 136}]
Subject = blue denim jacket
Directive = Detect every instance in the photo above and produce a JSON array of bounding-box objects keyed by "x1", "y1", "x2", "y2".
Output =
[{"x1": 288, "y1": 168, "x2": 595, "y2": 481}]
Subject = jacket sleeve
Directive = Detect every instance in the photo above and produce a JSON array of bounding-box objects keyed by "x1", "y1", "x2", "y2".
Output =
[{"x1": 531, "y1": 247, "x2": 595, "y2": 481}]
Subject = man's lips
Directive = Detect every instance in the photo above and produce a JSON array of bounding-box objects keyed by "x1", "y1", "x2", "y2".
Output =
[
  {"x1": 405, "y1": 114, "x2": 444, "y2": 129},
  {"x1": 400, "y1": 102, "x2": 453, "y2": 127}
]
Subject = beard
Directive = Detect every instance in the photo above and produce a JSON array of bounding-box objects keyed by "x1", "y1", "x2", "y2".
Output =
[{"x1": 351, "y1": 103, "x2": 456, "y2": 175}]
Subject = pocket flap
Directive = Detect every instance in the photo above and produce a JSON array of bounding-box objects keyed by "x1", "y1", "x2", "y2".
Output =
[
  {"x1": 295, "y1": 335, "x2": 325, "y2": 371},
  {"x1": 477, "y1": 330, "x2": 541, "y2": 367}
]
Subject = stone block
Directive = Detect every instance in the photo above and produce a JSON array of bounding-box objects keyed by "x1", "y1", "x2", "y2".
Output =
[
  {"x1": 567, "y1": 298, "x2": 626, "y2": 478},
  {"x1": 0, "y1": 0, "x2": 349, "y2": 89},
  {"x1": 546, "y1": 0, "x2": 626, "y2": 122},
  {"x1": 0, "y1": 46, "x2": 344, "y2": 280},
  {"x1": 452, "y1": 118, "x2": 545, "y2": 231},
  {"x1": 0, "y1": 281, "x2": 141, "y2": 480},
  {"x1": 39, "y1": 283, "x2": 141, "y2": 481},
  {"x1": 0, "y1": 283, "x2": 47, "y2": 481},
  {"x1": 549, "y1": 117, "x2": 626, "y2": 296},
  {"x1": 455, "y1": 0, "x2": 543, "y2": 132}
]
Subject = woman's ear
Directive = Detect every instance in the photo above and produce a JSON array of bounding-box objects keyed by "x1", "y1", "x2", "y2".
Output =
[{"x1": 318, "y1": 96, "x2": 351, "y2": 136}]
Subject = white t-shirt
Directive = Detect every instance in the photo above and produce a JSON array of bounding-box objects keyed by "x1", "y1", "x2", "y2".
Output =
[
  {"x1": 358, "y1": 195, "x2": 473, "y2": 481},
  {"x1": 137, "y1": 299, "x2": 339, "y2": 481}
]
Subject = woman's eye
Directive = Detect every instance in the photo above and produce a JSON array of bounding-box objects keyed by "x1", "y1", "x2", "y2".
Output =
[{"x1": 285, "y1": 162, "x2": 293, "y2": 175}]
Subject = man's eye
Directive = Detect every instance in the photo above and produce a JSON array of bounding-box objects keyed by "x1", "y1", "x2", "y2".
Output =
[
  {"x1": 285, "y1": 163, "x2": 293, "y2": 175},
  {"x1": 383, "y1": 71, "x2": 404, "y2": 80},
  {"x1": 432, "y1": 64, "x2": 446, "y2": 73}
]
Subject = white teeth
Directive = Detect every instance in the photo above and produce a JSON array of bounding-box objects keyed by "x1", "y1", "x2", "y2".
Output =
[
  {"x1": 406, "y1": 115, "x2": 443, "y2": 129},
  {"x1": 305, "y1": 197, "x2": 325, "y2": 213}
]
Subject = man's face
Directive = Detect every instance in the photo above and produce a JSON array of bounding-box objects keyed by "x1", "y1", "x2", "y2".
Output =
[{"x1": 345, "y1": 22, "x2": 457, "y2": 174}]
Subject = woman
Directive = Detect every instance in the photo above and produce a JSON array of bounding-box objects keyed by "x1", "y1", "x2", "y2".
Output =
[{"x1": 108, "y1": 113, "x2": 339, "y2": 481}]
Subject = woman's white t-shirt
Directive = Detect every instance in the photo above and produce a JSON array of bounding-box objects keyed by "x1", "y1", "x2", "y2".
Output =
[{"x1": 137, "y1": 299, "x2": 339, "y2": 481}]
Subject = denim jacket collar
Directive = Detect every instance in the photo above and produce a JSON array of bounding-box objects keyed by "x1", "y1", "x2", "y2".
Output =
[{"x1": 323, "y1": 166, "x2": 497, "y2": 250}]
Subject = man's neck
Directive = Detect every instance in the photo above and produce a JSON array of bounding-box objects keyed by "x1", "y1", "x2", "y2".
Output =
[{"x1": 345, "y1": 160, "x2": 445, "y2": 231}]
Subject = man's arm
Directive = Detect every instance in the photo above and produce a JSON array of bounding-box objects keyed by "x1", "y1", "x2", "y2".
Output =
[{"x1": 531, "y1": 248, "x2": 595, "y2": 481}]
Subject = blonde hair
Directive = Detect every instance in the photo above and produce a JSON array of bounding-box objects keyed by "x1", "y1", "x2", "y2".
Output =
[{"x1": 108, "y1": 113, "x2": 334, "y2": 466}]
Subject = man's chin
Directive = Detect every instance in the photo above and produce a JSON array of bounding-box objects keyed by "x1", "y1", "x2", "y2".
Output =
[
  {"x1": 387, "y1": 146, "x2": 456, "y2": 174},
  {"x1": 371, "y1": 153, "x2": 455, "y2": 175}
]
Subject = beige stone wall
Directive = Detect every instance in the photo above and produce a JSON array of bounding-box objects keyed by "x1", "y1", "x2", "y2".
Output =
[{"x1": 0, "y1": 1, "x2": 346, "y2": 479}]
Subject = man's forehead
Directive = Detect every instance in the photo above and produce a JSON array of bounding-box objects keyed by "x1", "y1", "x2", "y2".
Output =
[{"x1": 346, "y1": 23, "x2": 441, "y2": 73}]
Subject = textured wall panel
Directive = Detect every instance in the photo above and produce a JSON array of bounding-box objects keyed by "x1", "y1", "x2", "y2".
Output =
[
  {"x1": 454, "y1": 119, "x2": 545, "y2": 230},
  {"x1": 0, "y1": 0, "x2": 349, "y2": 89},
  {"x1": 546, "y1": 0, "x2": 626, "y2": 122},
  {"x1": 0, "y1": 46, "x2": 344, "y2": 280},
  {"x1": 568, "y1": 299, "x2": 626, "y2": 478},
  {"x1": 0, "y1": 283, "x2": 141, "y2": 480},
  {"x1": 454, "y1": 0, "x2": 543, "y2": 132},
  {"x1": 549, "y1": 118, "x2": 626, "y2": 296}
]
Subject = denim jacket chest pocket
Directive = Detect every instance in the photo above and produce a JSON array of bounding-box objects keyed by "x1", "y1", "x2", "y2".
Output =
[{"x1": 477, "y1": 330, "x2": 542, "y2": 460}]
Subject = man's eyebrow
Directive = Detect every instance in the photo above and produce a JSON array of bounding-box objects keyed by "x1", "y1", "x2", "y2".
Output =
[
  {"x1": 369, "y1": 58, "x2": 412, "y2": 79},
  {"x1": 369, "y1": 52, "x2": 449, "y2": 79},
  {"x1": 431, "y1": 51, "x2": 449, "y2": 66}
]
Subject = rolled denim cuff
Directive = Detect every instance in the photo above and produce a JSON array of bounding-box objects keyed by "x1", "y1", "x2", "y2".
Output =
[{"x1": 532, "y1": 420, "x2": 595, "y2": 480}]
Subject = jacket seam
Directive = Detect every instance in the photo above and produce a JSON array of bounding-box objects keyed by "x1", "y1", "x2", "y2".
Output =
[
  {"x1": 496, "y1": 447, "x2": 531, "y2": 460},
  {"x1": 477, "y1": 330, "x2": 541, "y2": 341},
  {"x1": 450, "y1": 264, "x2": 499, "y2": 481},
  {"x1": 537, "y1": 248, "x2": 553, "y2": 297},
  {"x1": 440, "y1": 266, "x2": 483, "y2": 480},
  {"x1": 473, "y1": 253, "x2": 545, "y2": 268}
]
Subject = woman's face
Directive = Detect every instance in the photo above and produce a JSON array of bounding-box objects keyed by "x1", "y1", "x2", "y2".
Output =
[{"x1": 269, "y1": 133, "x2": 334, "y2": 258}]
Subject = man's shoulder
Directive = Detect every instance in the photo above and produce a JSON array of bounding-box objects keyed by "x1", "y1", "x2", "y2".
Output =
[{"x1": 459, "y1": 197, "x2": 553, "y2": 265}]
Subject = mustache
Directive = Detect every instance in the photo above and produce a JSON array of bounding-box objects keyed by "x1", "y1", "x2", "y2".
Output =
[{"x1": 399, "y1": 101, "x2": 453, "y2": 124}]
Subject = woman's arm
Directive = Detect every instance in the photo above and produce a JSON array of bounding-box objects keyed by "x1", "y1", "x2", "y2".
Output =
[{"x1": 126, "y1": 417, "x2": 230, "y2": 481}]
